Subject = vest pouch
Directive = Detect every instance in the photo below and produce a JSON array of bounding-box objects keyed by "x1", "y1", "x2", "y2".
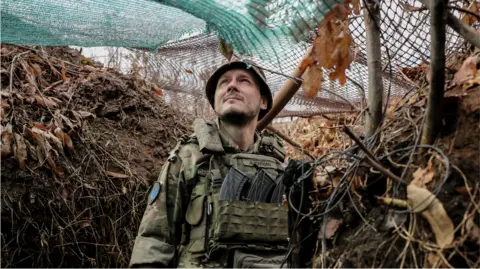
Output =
[
  {"x1": 185, "y1": 194, "x2": 207, "y2": 253},
  {"x1": 212, "y1": 200, "x2": 289, "y2": 244},
  {"x1": 230, "y1": 153, "x2": 284, "y2": 181}
]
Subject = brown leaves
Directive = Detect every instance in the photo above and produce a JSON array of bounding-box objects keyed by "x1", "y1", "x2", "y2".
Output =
[
  {"x1": 303, "y1": 2, "x2": 354, "y2": 98},
  {"x1": 454, "y1": 56, "x2": 480, "y2": 88},
  {"x1": 34, "y1": 94, "x2": 61, "y2": 108},
  {"x1": 302, "y1": 65, "x2": 323, "y2": 98},
  {"x1": 13, "y1": 133, "x2": 27, "y2": 169},
  {"x1": 410, "y1": 161, "x2": 435, "y2": 188},
  {"x1": 1, "y1": 123, "x2": 13, "y2": 158},
  {"x1": 407, "y1": 184, "x2": 455, "y2": 248}
]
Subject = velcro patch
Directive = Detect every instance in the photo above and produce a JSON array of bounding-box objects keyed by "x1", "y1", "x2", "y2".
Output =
[{"x1": 148, "y1": 182, "x2": 161, "y2": 205}]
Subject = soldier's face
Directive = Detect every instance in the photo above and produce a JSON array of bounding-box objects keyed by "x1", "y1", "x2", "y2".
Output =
[{"x1": 214, "y1": 69, "x2": 267, "y2": 124}]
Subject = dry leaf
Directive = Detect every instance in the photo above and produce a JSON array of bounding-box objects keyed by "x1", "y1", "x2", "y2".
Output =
[
  {"x1": 78, "y1": 220, "x2": 91, "y2": 229},
  {"x1": 302, "y1": 65, "x2": 323, "y2": 98},
  {"x1": 352, "y1": 0, "x2": 360, "y2": 15},
  {"x1": 106, "y1": 171, "x2": 129, "y2": 179},
  {"x1": 13, "y1": 133, "x2": 27, "y2": 169},
  {"x1": 465, "y1": 215, "x2": 480, "y2": 245},
  {"x1": 1, "y1": 124, "x2": 13, "y2": 157},
  {"x1": 454, "y1": 56, "x2": 480, "y2": 85},
  {"x1": 461, "y1": 1, "x2": 479, "y2": 25},
  {"x1": 75, "y1": 111, "x2": 94, "y2": 119},
  {"x1": 410, "y1": 161, "x2": 435, "y2": 188},
  {"x1": 219, "y1": 39, "x2": 234, "y2": 62},
  {"x1": 407, "y1": 184, "x2": 454, "y2": 248},
  {"x1": 61, "y1": 62, "x2": 69, "y2": 82},
  {"x1": 64, "y1": 133, "x2": 74, "y2": 151},
  {"x1": 34, "y1": 95, "x2": 59, "y2": 108},
  {"x1": 319, "y1": 218, "x2": 343, "y2": 239},
  {"x1": 427, "y1": 252, "x2": 449, "y2": 268},
  {"x1": 43, "y1": 131, "x2": 63, "y2": 152}
]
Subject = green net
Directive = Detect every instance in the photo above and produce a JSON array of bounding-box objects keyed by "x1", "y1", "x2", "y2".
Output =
[{"x1": 1, "y1": 0, "x2": 343, "y2": 62}]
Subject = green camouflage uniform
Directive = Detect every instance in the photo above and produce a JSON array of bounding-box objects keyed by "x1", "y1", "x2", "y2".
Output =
[{"x1": 130, "y1": 118, "x2": 289, "y2": 268}]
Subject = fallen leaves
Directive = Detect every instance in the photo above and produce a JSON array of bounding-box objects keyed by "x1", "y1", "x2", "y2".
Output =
[
  {"x1": 34, "y1": 94, "x2": 61, "y2": 108},
  {"x1": 1, "y1": 123, "x2": 13, "y2": 157},
  {"x1": 454, "y1": 55, "x2": 480, "y2": 89},
  {"x1": 407, "y1": 184, "x2": 455, "y2": 248},
  {"x1": 410, "y1": 161, "x2": 435, "y2": 188},
  {"x1": 13, "y1": 133, "x2": 27, "y2": 169}
]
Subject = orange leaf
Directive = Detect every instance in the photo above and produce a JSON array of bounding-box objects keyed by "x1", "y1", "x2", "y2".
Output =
[
  {"x1": 185, "y1": 69, "x2": 193, "y2": 74},
  {"x1": 63, "y1": 133, "x2": 74, "y2": 152},
  {"x1": 302, "y1": 66, "x2": 323, "y2": 98},
  {"x1": 61, "y1": 62, "x2": 69, "y2": 82},
  {"x1": 352, "y1": 0, "x2": 360, "y2": 15},
  {"x1": 154, "y1": 88, "x2": 163, "y2": 96}
]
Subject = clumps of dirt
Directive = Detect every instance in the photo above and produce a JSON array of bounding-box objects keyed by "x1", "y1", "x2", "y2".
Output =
[{"x1": 0, "y1": 45, "x2": 192, "y2": 268}]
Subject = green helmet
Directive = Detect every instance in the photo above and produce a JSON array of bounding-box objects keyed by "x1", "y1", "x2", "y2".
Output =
[{"x1": 205, "y1": 61, "x2": 273, "y2": 120}]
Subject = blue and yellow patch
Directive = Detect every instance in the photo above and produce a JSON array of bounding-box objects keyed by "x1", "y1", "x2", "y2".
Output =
[{"x1": 148, "y1": 182, "x2": 161, "y2": 205}]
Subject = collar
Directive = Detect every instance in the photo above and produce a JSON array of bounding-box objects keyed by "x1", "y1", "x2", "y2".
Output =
[{"x1": 215, "y1": 118, "x2": 261, "y2": 154}]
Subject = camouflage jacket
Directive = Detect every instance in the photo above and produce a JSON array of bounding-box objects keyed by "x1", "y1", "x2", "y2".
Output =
[{"x1": 129, "y1": 118, "x2": 287, "y2": 268}]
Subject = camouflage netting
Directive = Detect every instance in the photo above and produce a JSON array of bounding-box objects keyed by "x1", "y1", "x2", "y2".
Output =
[{"x1": 1, "y1": 0, "x2": 475, "y2": 119}]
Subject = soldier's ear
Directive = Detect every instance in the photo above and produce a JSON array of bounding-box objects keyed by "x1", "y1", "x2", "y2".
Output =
[{"x1": 260, "y1": 95, "x2": 267, "y2": 110}]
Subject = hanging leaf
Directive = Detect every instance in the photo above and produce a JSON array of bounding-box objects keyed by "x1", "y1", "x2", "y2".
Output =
[
  {"x1": 407, "y1": 184, "x2": 454, "y2": 248},
  {"x1": 399, "y1": 1, "x2": 427, "y2": 12},
  {"x1": 302, "y1": 65, "x2": 324, "y2": 98},
  {"x1": 13, "y1": 133, "x2": 27, "y2": 169}
]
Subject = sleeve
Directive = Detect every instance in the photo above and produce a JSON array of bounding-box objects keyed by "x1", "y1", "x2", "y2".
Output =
[{"x1": 129, "y1": 146, "x2": 189, "y2": 268}]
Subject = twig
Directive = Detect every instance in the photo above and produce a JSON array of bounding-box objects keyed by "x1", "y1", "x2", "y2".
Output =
[
  {"x1": 448, "y1": 5, "x2": 480, "y2": 21},
  {"x1": 417, "y1": 0, "x2": 480, "y2": 48},
  {"x1": 364, "y1": 0, "x2": 384, "y2": 137},
  {"x1": 421, "y1": 0, "x2": 447, "y2": 145},
  {"x1": 343, "y1": 126, "x2": 405, "y2": 184}
]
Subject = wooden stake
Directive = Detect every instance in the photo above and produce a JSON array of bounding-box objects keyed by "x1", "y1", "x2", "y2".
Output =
[
  {"x1": 256, "y1": 46, "x2": 312, "y2": 131},
  {"x1": 422, "y1": 0, "x2": 447, "y2": 145},
  {"x1": 364, "y1": 1, "x2": 384, "y2": 138}
]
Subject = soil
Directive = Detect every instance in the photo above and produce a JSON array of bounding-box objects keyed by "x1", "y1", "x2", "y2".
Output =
[{"x1": 0, "y1": 45, "x2": 192, "y2": 268}]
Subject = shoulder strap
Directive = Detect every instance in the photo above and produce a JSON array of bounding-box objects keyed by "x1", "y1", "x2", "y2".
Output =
[
  {"x1": 256, "y1": 130, "x2": 286, "y2": 162},
  {"x1": 193, "y1": 119, "x2": 225, "y2": 154}
]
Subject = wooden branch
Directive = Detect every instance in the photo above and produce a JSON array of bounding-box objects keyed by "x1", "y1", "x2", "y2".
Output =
[
  {"x1": 257, "y1": 46, "x2": 312, "y2": 131},
  {"x1": 266, "y1": 125, "x2": 315, "y2": 160},
  {"x1": 343, "y1": 126, "x2": 406, "y2": 185},
  {"x1": 422, "y1": 0, "x2": 447, "y2": 145},
  {"x1": 418, "y1": 0, "x2": 480, "y2": 48},
  {"x1": 364, "y1": 1, "x2": 384, "y2": 138}
]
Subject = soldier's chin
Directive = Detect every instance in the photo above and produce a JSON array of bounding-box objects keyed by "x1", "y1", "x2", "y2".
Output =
[{"x1": 218, "y1": 109, "x2": 254, "y2": 126}]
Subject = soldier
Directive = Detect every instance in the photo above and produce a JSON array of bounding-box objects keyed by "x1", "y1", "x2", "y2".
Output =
[{"x1": 130, "y1": 60, "x2": 290, "y2": 268}]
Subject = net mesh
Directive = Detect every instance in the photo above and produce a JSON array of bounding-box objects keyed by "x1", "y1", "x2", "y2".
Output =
[{"x1": 1, "y1": 0, "x2": 476, "y2": 119}]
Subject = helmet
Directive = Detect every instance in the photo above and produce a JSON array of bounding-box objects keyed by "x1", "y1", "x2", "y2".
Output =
[{"x1": 205, "y1": 61, "x2": 272, "y2": 120}]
